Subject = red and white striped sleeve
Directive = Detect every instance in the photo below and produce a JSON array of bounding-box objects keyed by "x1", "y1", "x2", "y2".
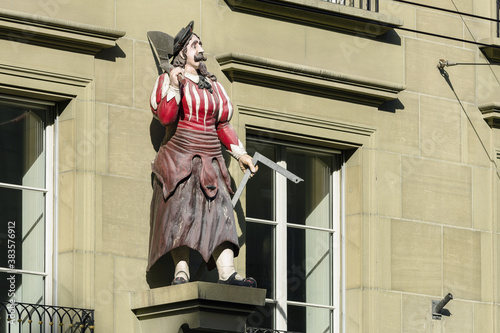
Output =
[
  {"x1": 150, "y1": 73, "x2": 181, "y2": 126},
  {"x1": 214, "y1": 81, "x2": 247, "y2": 160}
]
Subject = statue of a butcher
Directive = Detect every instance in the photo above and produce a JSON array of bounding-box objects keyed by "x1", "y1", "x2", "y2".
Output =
[{"x1": 147, "y1": 21, "x2": 257, "y2": 287}]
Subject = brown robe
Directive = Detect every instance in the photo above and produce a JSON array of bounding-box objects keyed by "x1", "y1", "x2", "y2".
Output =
[{"x1": 147, "y1": 127, "x2": 239, "y2": 272}]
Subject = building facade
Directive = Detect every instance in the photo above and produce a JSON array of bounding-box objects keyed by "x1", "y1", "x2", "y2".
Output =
[{"x1": 0, "y1": 0, "x2": 499, "y2": 332}]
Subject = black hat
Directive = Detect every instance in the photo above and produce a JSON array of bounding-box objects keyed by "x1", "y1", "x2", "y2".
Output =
[{"x1": 173, "y1": 21, "x2": 194, "y2": 58}]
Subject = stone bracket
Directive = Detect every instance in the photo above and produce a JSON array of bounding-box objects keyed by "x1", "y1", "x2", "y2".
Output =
[{"x1": 131, "y1": 282, "x2": 266, "y2": 333}]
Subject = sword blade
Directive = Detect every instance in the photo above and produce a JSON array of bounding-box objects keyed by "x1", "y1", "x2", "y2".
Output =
[
  {"x1": 231, "y1": 152, "x2": 303, "y2": 208},
  {"x1": 253, "y1": 152, "x2": 304, "y2": 184}
]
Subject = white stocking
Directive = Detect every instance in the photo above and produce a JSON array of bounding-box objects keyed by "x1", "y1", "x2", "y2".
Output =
[
  {"x1": 213, "y1": 244, "x2": 243, "y2": 281},
  {"x1": 171, "y1": 246, "x2": 190, "y2": 281}
]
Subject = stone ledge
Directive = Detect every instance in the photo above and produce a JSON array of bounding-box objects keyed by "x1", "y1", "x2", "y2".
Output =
[
  {"x1": 224, "y1": 0, "x2": 403, "y2": 37},
  {"x1": 478, "y1": 102, "x2": 500, "y2": 128},
  {"x1": 0, "y1": 63, "x2": 92, "y2": 101},
  {"x1": 478, "y1": 37, "x2": 500, "y2": 63},
  {"x1": 131, "y1": 282, "x2": 266, "y2": 333},
  {"x1": 240, "y1": 105, "x2": 376, "y2": 149},
  {"x1": 0, "y1": 8, "x2": 125, "y2": 55},
  {"x1": 217, "y1": 52, "x2": 406, "y2": 107}
]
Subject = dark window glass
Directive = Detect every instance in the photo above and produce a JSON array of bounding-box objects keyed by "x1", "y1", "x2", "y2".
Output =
[
  {"x1": 246, "y1": 222, "x2": 274, "y2": 299},
  {"x1": 0, "y1": 107, "x2": 46, "y2": 188},
  {"x1": 245, "y1": 142, "x2": 276, "y2": 221},
  {"x1": 287, "y1": 304, "x2": 306, "y2": 333}
]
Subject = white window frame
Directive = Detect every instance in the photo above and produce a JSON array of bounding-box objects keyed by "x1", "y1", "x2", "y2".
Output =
[
  {"x1": 0, "y1": 95, "x2": 55, "y2": 305},
  {"x1": 245, "y1": 138, "x2": 342, "y2": 333}
]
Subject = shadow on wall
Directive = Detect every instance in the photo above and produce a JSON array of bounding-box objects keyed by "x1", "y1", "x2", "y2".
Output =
[
  {"x1": 95, "y1": 44, "x2": 126, "y2": 62},
  {"x1": 378, "y1": 98, "x2": 405, "y2": 113}
]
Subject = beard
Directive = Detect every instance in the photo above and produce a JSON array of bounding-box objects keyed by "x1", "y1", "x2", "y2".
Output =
[{"x1": 197, "y1": 61, "x2": 217, "y2": 82}]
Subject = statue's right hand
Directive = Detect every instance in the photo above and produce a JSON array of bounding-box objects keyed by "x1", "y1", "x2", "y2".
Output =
[{"x1": 169, "y1": 67, "x2": 184, "y2": 88}]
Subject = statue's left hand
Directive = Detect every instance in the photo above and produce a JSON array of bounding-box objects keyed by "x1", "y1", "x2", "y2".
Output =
[{"x1": 238, "y1": 154, "x2": 258, "y2": 176}]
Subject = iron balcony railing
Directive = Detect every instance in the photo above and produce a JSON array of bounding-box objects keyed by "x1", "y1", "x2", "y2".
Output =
[
  {"x1": 0, "y1": 301, "x2": 94, "y2": 333},
  {"x1": 246, "y1": 328, "x2": 302, "y2": 333},
  {"x1": 323, "y1": 0, "x2": 379, "y2": 12}
]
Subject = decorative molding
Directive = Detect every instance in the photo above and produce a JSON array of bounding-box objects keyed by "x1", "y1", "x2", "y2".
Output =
[
  {"x1": 0, "y1": 8, "x2": 125, "y2": 55},
  {"x1": 478, "y1": 37, "x2": 500, "y2": 63},
  {"x1": 239, "y1": 105, "x2": 376, "y2": 149},
  {"x1": 478, "y1": 102, "x2": 500, "y2": 128},
  {"x1": 224, "y1": 0, "x2": 403, "y2": 37},
  {"x1": 217, "y1": 52, "x2": 405, "y2": 107},
  {"x1": 0, "y1": 63, "x2": 92, "y2": 100}
]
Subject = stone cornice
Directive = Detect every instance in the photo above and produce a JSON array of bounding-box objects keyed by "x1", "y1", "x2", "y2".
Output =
[
  {"x1": 239, "y1": 105, "x2": 376, "y2": 149},
  {"x1": 478, "y1": 101, "x2": 500, "y2": 128},
  {"x1": 240, "y1": 105, "x2": 375, "y2": 137},
  {"x1": 478, "y1": 37, "x2": 500, "y2": 63},
  {"x1": 0, "y1": 9, "x2": 125, "y2": 55},
  {"x1": 224, "y1": 0, "x2": 403, "y2": 37},
  {"x1": 0, "y1": 63, "x2": 92, "y2": 100},
  {"x1": 216, "y1": 52, "x2": 405, "y2": 107}
]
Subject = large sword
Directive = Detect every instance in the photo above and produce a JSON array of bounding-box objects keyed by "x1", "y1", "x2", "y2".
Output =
[{"x1": 232, "y1": 152, "x2": 304, "y2": 207}]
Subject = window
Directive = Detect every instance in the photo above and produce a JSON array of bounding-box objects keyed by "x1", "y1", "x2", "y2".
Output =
[
  {"x1": 0, "y1": 96, "x2": 55, "y2": 308},
  {"x1": 245, "y1": 136, "x2": 341, "y2": 333}
]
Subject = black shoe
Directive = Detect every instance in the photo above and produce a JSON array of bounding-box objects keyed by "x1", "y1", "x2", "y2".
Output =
[
  {"x1": 171, "y1": 276, "x2": 188, "y2": 285},
  {"x1": 218, "y1": 272, "x2": 257, "y2": 288}
]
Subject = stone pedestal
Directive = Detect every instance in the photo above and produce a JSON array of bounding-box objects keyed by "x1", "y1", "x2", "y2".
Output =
[{"x1": 131, "y1": 282, "x2": 266, "y2": 333}]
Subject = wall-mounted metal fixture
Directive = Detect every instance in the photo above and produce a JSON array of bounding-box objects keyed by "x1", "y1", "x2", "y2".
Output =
[
  {"x1": 437, "y1": 59, "x2": 497, "y2": 68},
  {"x1": 432, "y1": 293, "x2": 453, "y2": 320}
]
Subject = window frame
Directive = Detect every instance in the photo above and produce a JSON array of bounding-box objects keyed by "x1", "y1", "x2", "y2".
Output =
[
  {"x1": 245, "y1": 136, "x2": 342, "y2": 333},
  {"x1": 0, "y1": 95, "x2": 55, "y2": 305}
]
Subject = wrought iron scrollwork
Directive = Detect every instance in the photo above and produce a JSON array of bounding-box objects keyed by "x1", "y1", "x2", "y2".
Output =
[{"x1": 0, "y1": 301, "x2": 94, "y2": 332}]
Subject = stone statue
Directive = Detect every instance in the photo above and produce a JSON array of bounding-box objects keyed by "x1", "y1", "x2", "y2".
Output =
[{"x1": 147, "y1": 22, "x2": 257, "y2": 287}]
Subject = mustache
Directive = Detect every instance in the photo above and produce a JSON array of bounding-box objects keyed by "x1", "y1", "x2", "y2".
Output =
[{"x1": 194, "y1": 53, "x2": 207, "y2": 62}]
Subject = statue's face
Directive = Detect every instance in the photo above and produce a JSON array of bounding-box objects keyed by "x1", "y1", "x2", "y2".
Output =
[{"x1": 184, "y1": 35, "x2": 204, "y2": 72}]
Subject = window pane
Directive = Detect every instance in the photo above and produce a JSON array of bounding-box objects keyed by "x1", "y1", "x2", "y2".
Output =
[
  {"x1": 287, "y1": 304, "x2": 332, "y2": 333},
  {"x1": 0, "y1": 188, "x2": 46, "y2": 272},
  {"x1": 287, "y1": 227, "x2": 331, "y2": 305},
  {"x1": 0, "y1": 272, "x2": 45, "y2": 305},
  {"x1": 287, "y1": 149, "x2": 331, "y2": 229},
  {"x1": 246, "y1": 222, "x2": 274, "y2": 299},
  {"x1": 245, "y1": 141, "x2": 276, "y2": 221},
  {"x1": 0, "y1": 106, "x2": 46, "y2": 188}
]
